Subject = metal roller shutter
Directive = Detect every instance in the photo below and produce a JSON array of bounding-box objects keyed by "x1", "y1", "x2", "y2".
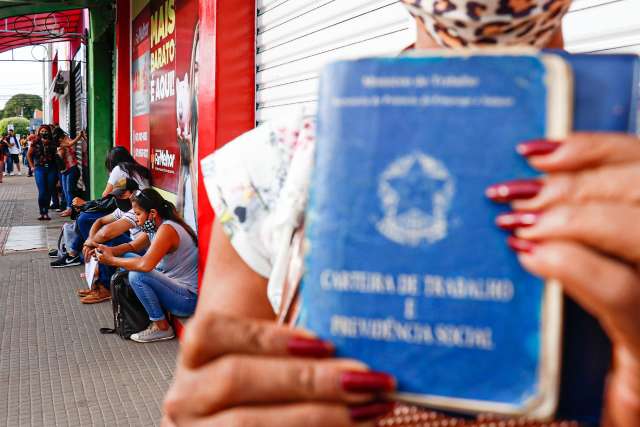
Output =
[
  {"x1": 255, "y1": 0, "x2": 640, "y2": 124},
  {"x1": 563, "y1": 0, "x2": 640, "y2": 54},
  {"x1": 255, "y1": 0, "x2": 415, "y2": 124}
]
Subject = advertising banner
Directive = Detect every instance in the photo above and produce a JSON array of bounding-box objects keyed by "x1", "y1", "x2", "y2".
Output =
[
  {"x1": 136, "y1": 0, "x2": 198, "y2": 229},
  {"x1": 132, "y1": 4, "x2": 151, "y2": 168}
]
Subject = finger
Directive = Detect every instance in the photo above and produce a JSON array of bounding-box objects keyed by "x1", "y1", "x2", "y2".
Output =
[
  {"x1": 165, "y1": 357, "x2": 388, "y2": 417},
  {"x1": 180, "y1": 314, "x2": 333, "y2": 369},
  {"x1": 500, "y1": 204, "x2": 640, "y2": 264},
  {"x1": 509, "y1": 164, "x2": 640, "y2": 211},
  {"x1": 179, "y1": 402, "x2": 393, "y2": 427},
  {"x1": 520, "y1": 133, "x2": 640, "y2": 172},
  {"x1": 514, "y1": 239, "x2": 640, "y2": 341}
]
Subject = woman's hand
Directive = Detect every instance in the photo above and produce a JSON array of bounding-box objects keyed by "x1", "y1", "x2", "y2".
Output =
[
  {"x1": 162, "y1": 314, "x2": 395, "y2": 427},
  {"x1": 487, "y1": 133, "x2": 640, "y2": 426},
  {"x1": 82, "y1": 239, "x2": 96, "y2": 262},
  {"x1": 94, "y1": 244, "x2": 115, "y2": 266},
  {"x1": 72, "y1": 197, "x2": 86, "y2": 207}
]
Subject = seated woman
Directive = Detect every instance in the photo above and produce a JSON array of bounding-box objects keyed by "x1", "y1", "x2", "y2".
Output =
[
  {"x1": 164, "y1": 1, "x2": 640, "y2": 426},
  {"x1": 95, "y1": 188, "x2": 198, "y2": 343},
  {"x1": 66, "y1": 146, "x2": 152, "y2": 258}
]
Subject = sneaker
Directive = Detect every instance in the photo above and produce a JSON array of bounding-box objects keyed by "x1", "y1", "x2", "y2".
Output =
[
  {"x1": 130, "y1": 325, "x2": 175, "y2": 343},
  {"x1": 8, "y1": 172, "x2": 14, "y2": 176},
  {"x1": 48, "y1": 249, "x2": 59, "y2": 258},
  {"x1": 50, "y1": 254, "x2": 82, "y2": 268},
  {"x1": 17, "y1": 171, "x2": 22, "y2": 176}
]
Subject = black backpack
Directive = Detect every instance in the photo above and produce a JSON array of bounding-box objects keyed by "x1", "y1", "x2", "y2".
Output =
[
  {"x1": 71, "y1": 194, "x2": 119, "y2": 220},
  {"x1": 100, "y1": 271, "x2": 150, "y2": 339}
]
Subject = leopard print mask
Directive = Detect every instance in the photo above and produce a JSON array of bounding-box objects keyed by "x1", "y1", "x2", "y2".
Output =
[{"x1": 401, "y1": 0, "x2": 572, "y2": 48}]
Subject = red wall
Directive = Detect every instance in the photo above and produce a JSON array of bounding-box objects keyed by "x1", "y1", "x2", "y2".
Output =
[
  {"x1": 197, "y1": 0, "x2": 256, "y2": 280},
  {"x1": 115, "y1": 0, "x2": 131, "y2": 148}
]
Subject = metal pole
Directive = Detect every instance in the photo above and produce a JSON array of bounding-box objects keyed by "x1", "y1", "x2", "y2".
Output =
[{"x1": 42, "y1": 54, "x2": 45, "y2": 122}]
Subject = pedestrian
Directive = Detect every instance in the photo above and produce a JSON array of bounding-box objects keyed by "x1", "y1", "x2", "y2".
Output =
[
  {"x1": 52, "y1": 127, "x2": 84, "y2": 217},
  {"x1": 21, "y1": 133, "x2": 31, "y2": 177},
  {"x1": 6, "y1": 128, "x2": 22, "y2": 176},
  {"x1": 27, "y1": 125, "x2": 59, "y2": 221},
  {"x1": 26, "y1": 129, "x2": 36, "y2": 177},
  {"x1": 0, "y1": 136, "x2": 5, "y2": 183}
]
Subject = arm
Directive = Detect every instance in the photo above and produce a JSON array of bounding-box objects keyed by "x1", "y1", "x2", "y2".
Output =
[
  {"x1": 60, "y1": 134, "x2": 83, "y2": 148},
  {"x1": 26, "y1": 145, "x2": 35, "y2": 170},
  {"x1": 97, "y1": 224, "x2": 177, "y2": 272},
  {"x1": 101, "y1": 183, "x2": 114, "y2": 197},
  {"x1": 87, "y1": 214, "x2": 116, "y2": 242},
  {"x1": 198, "y1": 218, "x2": 275, "y2": 320},
  {"x1": 94, "y1": 217, "x2": 134, "y2": 243}
]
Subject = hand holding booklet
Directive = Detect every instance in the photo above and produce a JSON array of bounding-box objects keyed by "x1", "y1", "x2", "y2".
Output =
[{"x1": 294, "y1": 50, "x2": 639, "y2": 421}]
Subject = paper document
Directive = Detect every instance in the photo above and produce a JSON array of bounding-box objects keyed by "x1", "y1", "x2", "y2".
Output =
[{"x1": 85, "y1": 256, "x2": 98, "y2": 289}]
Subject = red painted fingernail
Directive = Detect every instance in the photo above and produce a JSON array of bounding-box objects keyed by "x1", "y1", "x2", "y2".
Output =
[
  {"x1": 496, "y1": 211, "x2": 540, "y2": 230},
  {"x1": 341, "y1": 371, "x2": 396, "y2": 393},
  {"x1": 349, "y1": 401, "x2": 396, "y2": 421},
  {"x1": 516, "y1": 140, "x2": 561, "y2": 157},
  {"x1": 485, "y1": 179, "x2": 543, "y2": 203},
  {"x1": 287, "y1": 337, "x2": 334, "y2": 358},
  {"x1": 507, "y1": 236, "x2": 537, "y2": 254}
]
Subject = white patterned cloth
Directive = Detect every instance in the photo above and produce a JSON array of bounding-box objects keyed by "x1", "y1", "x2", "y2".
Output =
[{"x1": 201, "y1": 113, "x2": 315, "y2": 309}]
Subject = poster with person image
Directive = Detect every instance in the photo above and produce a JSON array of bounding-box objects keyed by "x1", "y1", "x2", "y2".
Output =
[{"x1": 136, "y1": 0, "x2": 198, "y2": 231}]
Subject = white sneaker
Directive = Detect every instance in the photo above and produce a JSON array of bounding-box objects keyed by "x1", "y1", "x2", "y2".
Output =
[
  {"x1": 2, "y1": 173, "x2": 5, "y2": 176},
  {"x1": 17, "y1": 171, "x2": 21, "y2": 176},
  {"x1": 130, "y1": 325, "x2": 175, "y2": 343},
  {"x1": 9, "y1": 172, "x2": 14, "y2": 176}
]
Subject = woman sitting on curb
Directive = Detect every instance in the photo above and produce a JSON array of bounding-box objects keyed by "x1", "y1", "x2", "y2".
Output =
[{"x1": 95, "y1": 188, "x2": 198, "y2": 343}]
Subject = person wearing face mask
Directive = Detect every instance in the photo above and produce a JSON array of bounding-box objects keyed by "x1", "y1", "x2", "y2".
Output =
[
  {"x1": 95, "y1": 188, "x2": 198, "y2": 342},
  {"x1": 162, "y1": 1, "x2": 640, "y2": 426},
  {"x1": 75, "y1": 178, "x2": 142, "y2": 303},
  {"x1": 27, "y1": 125, "x2": 60, "y2": 221}
]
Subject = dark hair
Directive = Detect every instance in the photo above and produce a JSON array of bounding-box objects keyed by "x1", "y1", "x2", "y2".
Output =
[
  {"x1": 51, "y1": 126, "x2": 68, "y2": 143},
  {"x1": 104, "y1": 146, "x2": 151, "y2": 182},
  {"x1": 131, "y1": 188, "x2": 197, "y2": 245}
]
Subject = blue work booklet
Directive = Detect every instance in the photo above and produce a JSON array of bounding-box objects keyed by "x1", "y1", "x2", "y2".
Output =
[{"x1": 299, "y1": 52, "x2": 572, "y2": 418}]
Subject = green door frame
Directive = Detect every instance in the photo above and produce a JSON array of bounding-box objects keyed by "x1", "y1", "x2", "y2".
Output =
[{"x1": 1, "y1": 1, "x2": 116, "y2": 199}]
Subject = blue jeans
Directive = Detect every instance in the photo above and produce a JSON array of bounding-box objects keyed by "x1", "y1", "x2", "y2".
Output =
[
  {"x1": 71, "y1": 210, "x2": 110, "y2": 254},
  {"x1": 34, "y1": 166, "x2": 58, "y2": 215},
  {"x1": 22, "y1": 149, "x2": 31, "y2": 174},
  {"x1": 128, "y1": 268, "x2": 197, "y2": 321},
  {"x1": 61, "y1": 166, "x2": 80, "y2": 210}
]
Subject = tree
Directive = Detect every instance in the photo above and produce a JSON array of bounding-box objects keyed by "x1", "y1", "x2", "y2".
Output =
[
  {"x1": 0, "y1": 117, "x2": 30, "y2": 137},
  {"x1": 2, "y1": 94, "x2": 42, "y2": 119}
]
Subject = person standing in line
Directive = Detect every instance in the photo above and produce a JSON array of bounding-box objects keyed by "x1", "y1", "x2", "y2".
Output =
[
  {"x1": 27, "y1": 125, "x2": 59, "y2": 221},
  {"x1": 0, "y1": 135, "x2": 5, "y2": 183},
  {"x1": 6, "y1": 128, "x2": 22, "y2": 176},
  {"x1": 52, "y1": 127, "x2": 84, "y2": 217},
  {"x1": 22, "y1": 131, "x2": 33, "y2": 177}
]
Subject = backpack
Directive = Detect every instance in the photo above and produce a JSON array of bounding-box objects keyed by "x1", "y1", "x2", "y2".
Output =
[
  {"x1": 71, "y1": 194, "x2": 118, "y2": 220},
  {"x1": 99, "y1": 271, "x2": 150, "y2": 339}
]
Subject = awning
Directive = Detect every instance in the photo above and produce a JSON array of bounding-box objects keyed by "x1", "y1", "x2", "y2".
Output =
[{"x1": 0, "y1": 9, "x2": 84, "y2": 54}]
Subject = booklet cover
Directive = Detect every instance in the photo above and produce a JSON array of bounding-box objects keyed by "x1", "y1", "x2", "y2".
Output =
[{"x1": 298, "y1": 53, "x2": 572, "y2": 417}]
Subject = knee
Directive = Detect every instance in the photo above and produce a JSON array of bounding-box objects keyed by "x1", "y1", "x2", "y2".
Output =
[{"x1": 128, "y1": 271, "x2": 145, "y2": 287}]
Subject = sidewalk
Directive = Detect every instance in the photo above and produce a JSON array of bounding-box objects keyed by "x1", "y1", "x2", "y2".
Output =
[{"x1": 0, "y1": 176, "x2": 178, "y2": 426}]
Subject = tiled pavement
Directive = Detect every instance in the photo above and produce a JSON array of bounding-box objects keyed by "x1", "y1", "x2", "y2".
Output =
[{"x1": 0, "y1": 176, "x2": 178, "y2": 426}]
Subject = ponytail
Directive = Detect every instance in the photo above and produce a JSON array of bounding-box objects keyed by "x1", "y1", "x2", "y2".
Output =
[{"x1": 131, "y1": 188, "x2": 198, "y2": 245}]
